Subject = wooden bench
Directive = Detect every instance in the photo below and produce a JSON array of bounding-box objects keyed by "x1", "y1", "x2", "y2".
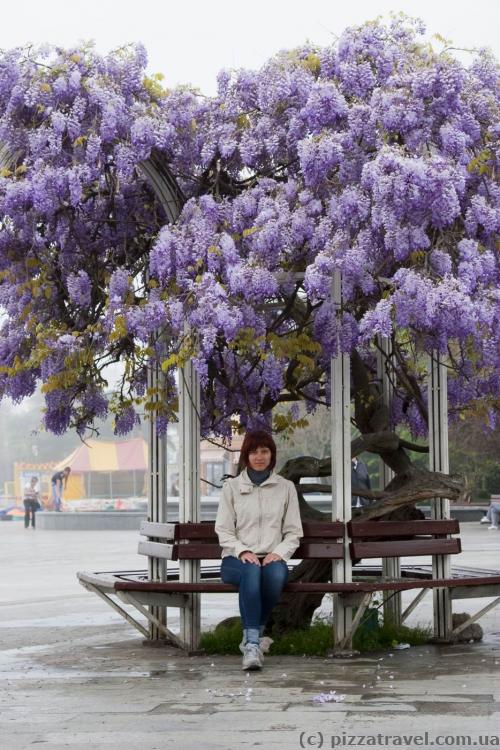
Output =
[
  {"x1": 77, "y1": 517, "x2": 500, "y2": 650},
  {"x1": 124, "y1": 518, "x2": 464, "y2": 644}
]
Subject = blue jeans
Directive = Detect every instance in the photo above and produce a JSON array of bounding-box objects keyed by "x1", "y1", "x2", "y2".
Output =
[
  {"x1": 486, "y1": 503, "x2": 500, "y2": 525},
  {"x1": 220, "y1": 556, "x2": 289, "y2": 629},
  {"x1": 51, "y1": 483, "x2": 62, "y2": 511}
]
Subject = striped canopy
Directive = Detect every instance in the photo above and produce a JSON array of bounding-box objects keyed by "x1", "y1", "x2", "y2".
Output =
[{"x1": 54, "y1": 437, "x2": 148, "y2": 473}]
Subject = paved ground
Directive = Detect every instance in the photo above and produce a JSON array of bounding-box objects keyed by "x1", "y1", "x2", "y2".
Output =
[{"x1": 1, "y1": 521, "x2": 499, "y2": 749}]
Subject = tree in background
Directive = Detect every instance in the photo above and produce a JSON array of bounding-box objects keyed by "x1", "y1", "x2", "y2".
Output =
[
  {"x1": 0, "y1": 19, "x2": 498, "y2": 536},
  {"x1": 449, "y1": 418, "x2": 500, "y2": 500}
]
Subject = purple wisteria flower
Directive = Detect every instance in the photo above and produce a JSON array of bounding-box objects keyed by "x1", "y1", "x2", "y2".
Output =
[
  {"x1": 67, "y1": 271, "x2": 92, "y2": 308},
  {"x1": 109, "y1": 270, "x2": 130, "y2": 305}
]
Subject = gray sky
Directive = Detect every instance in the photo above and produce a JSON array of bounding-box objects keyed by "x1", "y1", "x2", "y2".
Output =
[{"x1": 1, "y1": 1, "x2": 499, "y2": 94}]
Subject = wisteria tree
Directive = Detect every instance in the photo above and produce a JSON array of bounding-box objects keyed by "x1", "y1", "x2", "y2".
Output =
[{"x1": 0, "y1": 18, "x2": 499, "y2": 600}]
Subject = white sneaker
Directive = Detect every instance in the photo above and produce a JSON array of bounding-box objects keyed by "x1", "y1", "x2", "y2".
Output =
[
  {"x1": 480, "y1": 516, "x2": 490, "y2": 524},
  {"x1": 487, "y1": 525, "x2": 498, "y2": 530},
  {"x1": 259, "y1": 636, "x2": 274, "y2": 654},
  {"x1": 241, "y1": 643, "x2": 263, "y2": 671},
  {"x1": 239, "y1": 636, "x2": 274, "y2": 654}
]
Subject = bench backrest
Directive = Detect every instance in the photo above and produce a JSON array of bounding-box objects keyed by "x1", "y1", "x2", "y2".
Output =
[
  {"x1": 348, "y1": 519, "x2": 461, "y2": 559},
  {"x1": 138, "y1": 518, "x2": 461, "y2": 563},
  {"x1": 138, "y1": 520, "x2": 344, "y2": 561}
]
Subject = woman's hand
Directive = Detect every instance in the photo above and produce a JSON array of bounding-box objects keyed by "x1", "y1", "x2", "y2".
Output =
[
  {"x1": 239, "y1": 551, "x2": 261, "y2": 565},
  {"x1": 262, "y1": 552, "x2": 283, "y2": 565}
]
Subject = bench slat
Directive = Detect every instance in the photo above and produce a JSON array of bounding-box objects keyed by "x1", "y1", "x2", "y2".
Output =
[
  {"x1": 139, "y1": 522, "x2": 177, "y2": 539},
  {"x1": 177, "y1": 543, "x2": 221, "y2": 559},
  {"x1": 138, "y1": 541, "x2": 177, "y2": 560},
  {"x1": 348, "y1": 520, "x2": 459, "y2": 538},
  {"x1": 350, "y1": 538, "x2": 461, "y2": 559},
  {"x1": 175, "y1": 523, "x2": 218, "y2": 540},
  {"x1": 174, "y1": 541, "x2": 345, "y2": 560},
  {"x1": 295, "y1": 542, "x2": 344, "y2": 559},
  {"x1": 300, "y1": 521, "x2": 344, "y2": 538},
  {"x1": 114, "y1": 574, "x2": 500, "y2": 594},
  {"x1": 175, "y1": 520, "x2": 344, "y2": 540}
]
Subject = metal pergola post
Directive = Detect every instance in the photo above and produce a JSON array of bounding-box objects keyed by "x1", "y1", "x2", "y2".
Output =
[
  {"x1": 428, "y1": 352, "x2": 453, "y2": 640},
  {"x1": 147, "y1": 358, "x2": 168, "y2": 640},
  {"x1": 178, "y1": 360, "x2": 201, "y2": 651},
  {"x1": 331, "y1": 270, "x2": 353, "y2": 649},
  {"x1": 138, "y1": 151, "x2": 185, "y2": 643},
  {"x1": 377, "y1": 337, "x2": 401, "y2": 625}
]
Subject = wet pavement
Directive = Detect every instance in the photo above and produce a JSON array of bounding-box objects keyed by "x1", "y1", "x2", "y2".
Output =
[{"x1": 1, "y1": 522, "x2": 499, "y2": 749}]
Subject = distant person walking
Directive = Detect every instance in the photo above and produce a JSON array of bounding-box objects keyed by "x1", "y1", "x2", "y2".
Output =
[
  {"x1": 24, "y1": 476, "x2": 40, "y2": 529},
  {"x1": 351, "y1": 457, "x2": 372, "y2": 509},
  {"x1": 51, "y1": 467, "x2": 71, "y2": 511}
]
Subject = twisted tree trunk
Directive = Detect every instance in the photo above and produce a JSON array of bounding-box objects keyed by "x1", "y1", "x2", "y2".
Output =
[{"x1": 266, "y1": 393, "x2": 465, "y2": 632}]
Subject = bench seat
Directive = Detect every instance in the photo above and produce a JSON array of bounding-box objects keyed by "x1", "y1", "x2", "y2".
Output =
[{"x1": 113, "y1": 575, "x2": 500, "y2": 595}]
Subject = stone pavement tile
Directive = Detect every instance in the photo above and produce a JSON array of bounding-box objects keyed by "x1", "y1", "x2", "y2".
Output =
[
  {"x1": 8, "y1": 712, "x2": 499, "y2": 750},
  {"x1": 1, "y1": 523, "x2": 500, "y2": 750},
  {"x1": 2, "y1": 732, "x2": 299, "y2": 750}
]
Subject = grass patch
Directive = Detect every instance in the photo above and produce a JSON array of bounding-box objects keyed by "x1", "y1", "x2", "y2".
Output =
[
  {"x1": 200, "y1": 620, "x2": 244, "y2": 655},
  {"x1": 267, "y1": 621, "x2": 336, "y2": 656},
  {"x1": 199, "y1": 617, "x2": 431, "y2": 656},
  {"x1": 352, "y1": 619, "x2": 430, "y2": 652}
]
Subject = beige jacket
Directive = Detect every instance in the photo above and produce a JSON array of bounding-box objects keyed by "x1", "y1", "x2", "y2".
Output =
[{"x1": 214, "y1": 469, "x2": 303, "y2": 562}]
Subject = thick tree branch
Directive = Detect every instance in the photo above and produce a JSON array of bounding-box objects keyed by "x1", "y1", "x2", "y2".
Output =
[{"x1": 359, "y1": 468, "x2": 466, "y2": 519}]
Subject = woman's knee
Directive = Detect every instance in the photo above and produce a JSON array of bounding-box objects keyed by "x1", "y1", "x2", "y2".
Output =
[
  {"x1": 239, "y1": 562, "x2": 261, "y2": 590},
  {"x1": 221, "y1": 556, "x2": 261, "y2": 587},
  {"x1": 241, "y1": 561, "x2": 261, "y2": 580},
  {"x1": 263, "y1": 560, "x2": 289, "y2": 585},
  {"x1": 220, "y1": 556, "x2": 242, "y2": 584}
]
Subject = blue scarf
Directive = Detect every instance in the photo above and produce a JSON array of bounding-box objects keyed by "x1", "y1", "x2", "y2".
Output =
[{"x1": 247, "y1": 467, "x2": 271, "y2": 485}]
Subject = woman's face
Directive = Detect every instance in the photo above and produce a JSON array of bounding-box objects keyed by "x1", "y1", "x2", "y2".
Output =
[{"x1": 247, "y1": 446, "x2": 272, "y2": 471}]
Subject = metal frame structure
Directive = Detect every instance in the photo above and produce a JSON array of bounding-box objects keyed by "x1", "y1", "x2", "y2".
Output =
[
  {"x1": 178, "y1": 362, "x2": 201, "y2": 650},
  {"x1": 146, "y1": 358, "x2": 168, "y2": 640},
  {"x1": 377, "y1": 337, "x2": 401, "y2": 625},
  {"x1": 428, "y1": 352, "x2": 453, "y2": 640},
  {"x1": 2, "y1": 134, "x2": 498, "y2": 653},
  {"x1": 139, "y1": 285, "x2": 466, "y2": 650},
  {"x1": 330, "y1": 270, "x2": 354, "y2": 648},
  {"x1": 77, "y1": 337, "x2": 500, "y2": 650},
  {"x1": 77, "y1": 150, "x2": 500, "y2": 649},
  {"x1": 137, "y1": 151, "x2": 185, "y2": 642}
]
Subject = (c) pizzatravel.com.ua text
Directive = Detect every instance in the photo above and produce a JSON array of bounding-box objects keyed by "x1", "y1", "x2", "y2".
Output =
[{"x1": 298, "y1": 732, "x2": 500, "y2": 747}]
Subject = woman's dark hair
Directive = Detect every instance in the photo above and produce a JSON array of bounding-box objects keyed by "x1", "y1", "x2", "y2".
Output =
[{"x1": 239, "y1": 430, "x2": 277, "y2": 470}]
